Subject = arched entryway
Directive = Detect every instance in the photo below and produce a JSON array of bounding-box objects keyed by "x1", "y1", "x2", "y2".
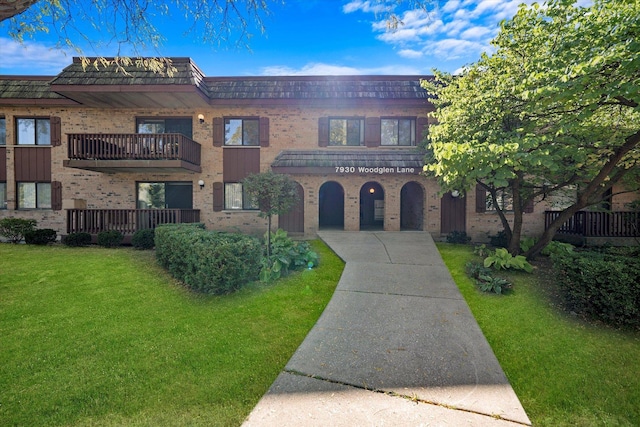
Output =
[
  {"x1": 400, "y1": 181, "x2": 424, "y2": 230},
  {"x1": 319, "y1": 181, "x2": 344, "y2": 229},
  {"x1": 360, "y1": 182, "x2": 384, "y2": 230},
  {"x1": 278, "y1": 182, "x2": 304, "y2": 233}
]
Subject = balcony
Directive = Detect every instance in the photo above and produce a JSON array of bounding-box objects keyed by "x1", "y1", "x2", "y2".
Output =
[
  {"x1": 67, "y1": 209, "x2": 201, "y2": 242},
  {"x1": 545, "y1": 210, "x2": 640, "y2": 243},
  {"x1": 64, "y1": 133, "x2": 201, "y2": 173}
]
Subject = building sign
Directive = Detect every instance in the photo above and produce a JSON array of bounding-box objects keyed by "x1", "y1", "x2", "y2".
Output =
[{"x1": 334, "y1": 166, "x2": 416, "y2": 174}]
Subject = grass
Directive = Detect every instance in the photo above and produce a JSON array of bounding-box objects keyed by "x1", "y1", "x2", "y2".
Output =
[
  {"x1": 437, "y1": 242, "x2": 640, "y2": 427},
  {"x1": 0, "y1": 241, "x2": 344, "y2": 426}
]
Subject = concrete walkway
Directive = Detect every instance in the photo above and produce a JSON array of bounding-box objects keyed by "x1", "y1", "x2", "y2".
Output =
[{"x1": 243, "y1": 231, "x2": 531, "y2": 426}]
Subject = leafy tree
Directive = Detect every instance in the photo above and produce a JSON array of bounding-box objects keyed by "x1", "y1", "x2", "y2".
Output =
[
  {"x1": 423, "y1": 0, "x2": 640, "y2": 258},
  {"x1": 242, "y1": 171, "x2": 299, "y2": 258},
  {"x1": 0, "y1": 0, "x2": 274, "y2": 74}
]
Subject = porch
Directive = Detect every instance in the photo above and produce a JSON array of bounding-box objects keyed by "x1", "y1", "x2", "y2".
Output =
[
  {"x1": 545, "y1": 210, "x2": 640, "y2": 245},
  {"x1": 67, "y1": 209, "x2": 201, "y2": 243},
  {"x1": 64, "y1": 133, "x2": 202, "y2": 173}
]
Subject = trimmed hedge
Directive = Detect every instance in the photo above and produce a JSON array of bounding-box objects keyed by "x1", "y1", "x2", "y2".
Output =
[
  {"x1": 0, "y1": 218, "x2": 37, "y2": 243},
  {"x1": 552, "y1": 251, "x2": 640, "y2": 328},
  {"x1": 25, "y1": 229, "x2": 57, "y2": 245},
  {"x1": 155, "y1": 224, "x2": 261, "y2": 294}
]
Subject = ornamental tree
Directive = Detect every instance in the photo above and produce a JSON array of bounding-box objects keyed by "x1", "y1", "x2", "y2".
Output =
[
  {"x1": 242, "y1": 171, "x2": 299, "y2": 258},
  {"x1": 423, "y1": 0, "x2": 640, "y2": 258}
]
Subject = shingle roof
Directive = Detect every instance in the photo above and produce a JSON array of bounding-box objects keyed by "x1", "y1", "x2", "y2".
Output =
[
  {"x1": 0, "y1": 77, "x2": 66, "y2": 100},
  {"x1": 206, "y1": 77, "x2": 430, "y2": 100},
  {"x1": 271, "y1": 149, "x2": 426, "y2": 169},
  {"x1": 50, "y1": 57, "x2": 207, "y2": 90}
]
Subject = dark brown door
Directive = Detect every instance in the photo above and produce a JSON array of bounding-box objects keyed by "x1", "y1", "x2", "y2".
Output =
[
  {"x1": 441, "y1": 192, "x2": 466, "y2": 234},
  {"x1": 279, "y1": 182, "x2": 304, "y2": 233}
]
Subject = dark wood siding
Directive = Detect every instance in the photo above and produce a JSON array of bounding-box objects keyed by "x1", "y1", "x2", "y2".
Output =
[
  {"x1": 365, "y1": 117, "x2": 381, "y2": 147},
  {"x1": 14, "y1": 147, "x2": 51, "y2": 181},
  {"x1": 223, "y1": 148, "x2": 260, "y2": 181},
  {"x1": 0, "y1": 147, "x2": 6, "y2": 181}
]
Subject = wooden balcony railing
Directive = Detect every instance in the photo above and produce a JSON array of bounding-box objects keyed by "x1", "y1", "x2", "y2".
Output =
[
  {"x1": 67, "y1": 133, "x2": 201, "y2": 165},
  {"x1": 67, "y1": 209, "x2": 201, "y2": 235},
  {"x1": 545, "y1": 210, "x2": 640, "y2": 237}
]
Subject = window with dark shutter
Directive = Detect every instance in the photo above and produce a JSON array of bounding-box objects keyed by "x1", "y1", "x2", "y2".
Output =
[{"x1": 524, "y1": 198, "x2": 534, "y2": 213}]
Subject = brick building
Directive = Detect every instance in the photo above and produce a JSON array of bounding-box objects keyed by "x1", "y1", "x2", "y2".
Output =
[{"x1": 0, "y1": 57, "x2": 636, "y2": 243}]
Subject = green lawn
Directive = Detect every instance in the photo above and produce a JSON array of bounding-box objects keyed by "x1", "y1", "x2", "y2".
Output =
[
  {"x1": 437, "y1": 243, "x2": 640, "y2": 427},
  {"x1": 0, "y1": 241, "x2": 343, "y2": 426}
]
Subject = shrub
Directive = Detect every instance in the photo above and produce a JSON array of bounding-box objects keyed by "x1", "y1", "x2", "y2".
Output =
[
  {"x1": 63, "y1": 232, "x2": 92, "y2": 247},
  {"x1": 260, "y1": 229, "x2": 319, "y2": 283},
  {"x1": 552, "y1": 251, "x2": 640, "y2": 328},
  {"x1": 446, "y1": 230, "x2": 471, "y2": 244},
  {"x1": 132, "y1": 228, "x2": 155, "y2": 250},
  {"x1": 24, "y1": 229, "x2": 57, "y2": 245},
  {"x1": 519, "y1": 236, "x2": 536, "y2": 253},
  {"x1": 541, "y1": 240, "x2": 574, "y2": 257},
  {"x1": 466, "y1": 261, "x2": 512, "y2": 294},
  {"x1": 97, "y1": 230, "x2": 124, "y2": 248},
  {"x1": 155, "y1": 224, "x2": 261, "y2": 294},
  {"x1": 0, "y1": 218, "x2": 37, "y2": 243},
  {"x1": 489, "y1": 230, "x2": 509, "y2": 248},
  {"x1": 484, "y1": 247, "x2": 533, "y2": 273}
]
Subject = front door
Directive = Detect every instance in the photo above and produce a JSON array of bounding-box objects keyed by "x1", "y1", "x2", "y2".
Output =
[{"x1": 441, "y1": 192, "x2": 466, "y2": 234}]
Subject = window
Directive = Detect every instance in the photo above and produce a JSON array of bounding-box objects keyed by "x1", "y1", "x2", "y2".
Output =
[
  {"x1": 17, "y1": 182, "x2": 51, "y2": 209},
  {"x1": 0, "y1": 117, "x2": 6, "y2": 145},
  {"x1": 224, "y1": 183, "x2": 257, "y2": 210},
  {"x1": 329, "y1": 118, "x2": 364, "y2": 146},
  {"x1": 381, "y1": 118, "x2": 415, "y2": 146},
  {"x1": 17, "y1": 118, "x2": 50, "y2": 145},
  {"x1": 137, "y1": 117, "x2": 192, "y2": 138},
  {"x1": 137, "y1": 182, "x2": 193, "y2": 209},
  {"x1": 225, "y1": 119, "x2": 259, "y2": 146},
  {"x1": 486, "y1": 190, "x2": 513, "y2": 211},
  {"x1": 0, "y1": 182, "x2": 6, "y2": 209}
]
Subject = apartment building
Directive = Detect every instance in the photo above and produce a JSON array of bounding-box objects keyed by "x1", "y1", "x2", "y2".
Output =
[{"x1": 1, "y1": 57, "x2": 634, "y2": 243}]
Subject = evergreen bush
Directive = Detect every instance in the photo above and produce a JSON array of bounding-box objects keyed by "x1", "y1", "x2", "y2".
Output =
[
  {"x1": 0, "y1": 218, "x2": 37, "y2": 243},
  {"x1": 155, "y1": 224, "x2": 261, "y2": 294},
  {"x1": 132, "y1": 228, "x2": 155, "y2": 250},
  {"x1": 97, "y1": 230, "x2": 124, "y2": 248},
  {"x1": 24, "y1": 229, "x2": 57, "y2": 245},
  {"x1": 63, "y1": 232, "x2": 92, "y2": 247}
]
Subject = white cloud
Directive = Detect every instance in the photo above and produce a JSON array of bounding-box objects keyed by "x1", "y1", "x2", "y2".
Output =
[
  {"x1": 427, "y1": 38, "x2": 487, "y2": 60},
  {"x1": 398, "y1": 49, "x2": 423, "y2": 59},
  {"x1": 0, "y1": 38, "x2": 71, "y2": 74},
  {"x1": 342, "y1": 0, "x2": 387, "y2": 14},
  {"x1": 460, "y1": 25, "x2": 492, "y2": 39},
  {"x1": 260, "y1": 62, "x2": 423, "y2": 76}
]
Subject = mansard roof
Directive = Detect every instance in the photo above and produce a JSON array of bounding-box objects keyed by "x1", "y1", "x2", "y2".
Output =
[{"x1": 0, "y1": 57, "x2": 432, "y2": 108}]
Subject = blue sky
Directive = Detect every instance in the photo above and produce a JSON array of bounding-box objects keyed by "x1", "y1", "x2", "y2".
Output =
[{"x1": 0, "y1": 0, "x2": 538, "y2": 76}]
